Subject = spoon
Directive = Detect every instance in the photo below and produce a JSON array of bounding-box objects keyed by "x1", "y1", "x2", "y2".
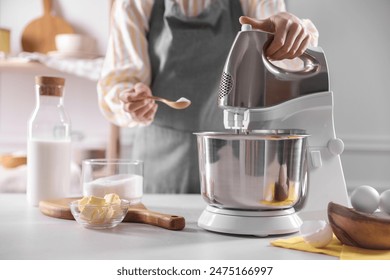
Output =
[{"x1": 144, "y1": 96, "x2": 191, "y2": 110}]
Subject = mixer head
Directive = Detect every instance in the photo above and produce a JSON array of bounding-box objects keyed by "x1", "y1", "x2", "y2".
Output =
[{"x1": 218, "y1": 24, "x2": 330, "y2": 130}]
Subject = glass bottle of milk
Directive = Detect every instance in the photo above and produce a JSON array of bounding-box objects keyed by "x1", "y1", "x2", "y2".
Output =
[{"x1": 27, "y1": 76, "x2": 71, "y2": 206}]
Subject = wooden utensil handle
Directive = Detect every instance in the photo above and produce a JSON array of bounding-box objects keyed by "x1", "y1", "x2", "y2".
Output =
[
  {"x1": 124, "y1": 209, "x2": 185, "y2": 231},
  {"x1": 43, "y1": 0, "x2": 52, "y2": 15}
]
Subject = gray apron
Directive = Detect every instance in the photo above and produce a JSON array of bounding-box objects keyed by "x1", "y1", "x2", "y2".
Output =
[{"x1": 121, "y1": 0, "x2": 243, "y2": 193}]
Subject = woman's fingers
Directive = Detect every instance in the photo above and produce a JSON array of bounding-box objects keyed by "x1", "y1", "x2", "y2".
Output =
[
  {"x1": 119, "y1": 83, "x2": 158, "y2": 125},
  {"x1": 240, "y1": 12, "x2": 313, "y2": 60}
]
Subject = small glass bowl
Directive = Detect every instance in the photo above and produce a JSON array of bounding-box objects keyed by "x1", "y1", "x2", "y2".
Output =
[{"x1": 69, "y1": 199, "x2": 129, "y2": 229}]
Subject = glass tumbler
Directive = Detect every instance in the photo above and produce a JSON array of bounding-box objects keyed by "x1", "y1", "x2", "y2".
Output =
[{"x1": 81, "y1": 159, "x2": 143, "y2": 204}]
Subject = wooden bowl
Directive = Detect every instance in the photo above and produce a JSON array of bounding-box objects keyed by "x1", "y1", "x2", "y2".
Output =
[
  {"x1": 0, "y1": 154, "x2": 27, "y2": 168},
  {"x1": 328, "y1": 202, "x2": 390, "y2": 250}
]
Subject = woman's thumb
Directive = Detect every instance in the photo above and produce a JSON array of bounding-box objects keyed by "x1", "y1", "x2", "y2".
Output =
[{"x1": 239, "y1": 16, "x2": 273, "y2": 33}]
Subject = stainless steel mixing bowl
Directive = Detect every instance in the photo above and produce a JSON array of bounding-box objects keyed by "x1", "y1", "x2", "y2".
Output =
[{"x1": 195, "y1": 129, "x2": 308, "y2": 210}]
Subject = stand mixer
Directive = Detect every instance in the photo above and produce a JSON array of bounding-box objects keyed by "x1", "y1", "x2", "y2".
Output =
[{"x1": 195, "y1": 24, "x2": 349, "y2": 236}]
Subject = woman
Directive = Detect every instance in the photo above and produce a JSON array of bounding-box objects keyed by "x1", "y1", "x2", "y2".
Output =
[{"x1": 97, "y1": 0, "x2": 318, "y2": 193}]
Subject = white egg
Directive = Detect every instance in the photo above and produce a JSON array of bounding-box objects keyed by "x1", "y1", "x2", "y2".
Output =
[
  {"x1": 300, "y1": 220, "x2": 333, "y2": 248},
  {"x1": 350, "y1": 185, "x2": 380, "y2": 214},
  {"x1": 379, "y1": 189, "x2": 390, "y2": 214}
]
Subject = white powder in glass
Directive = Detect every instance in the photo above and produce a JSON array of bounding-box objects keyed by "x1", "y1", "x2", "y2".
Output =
[{"x1": 83, "y1": 174, "x2": 143, "y2": 203}]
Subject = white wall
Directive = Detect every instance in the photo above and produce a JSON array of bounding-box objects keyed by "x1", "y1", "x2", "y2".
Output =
[{"x1": 287, "y1": 0, "x2": 390, "y2": 191}]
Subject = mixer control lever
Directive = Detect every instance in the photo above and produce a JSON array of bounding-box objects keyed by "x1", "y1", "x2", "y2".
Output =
[{"x1": 327, "y1": 138, "x2": 344, "y2": 155}]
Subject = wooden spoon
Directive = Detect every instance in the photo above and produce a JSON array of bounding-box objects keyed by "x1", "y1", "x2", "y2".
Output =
[
  {"x1": 144, "y1": 96, "x2": 191, "y2": 110},
  {"x1": 328, "y1": 202, "x2": 390, "y2": 249}
]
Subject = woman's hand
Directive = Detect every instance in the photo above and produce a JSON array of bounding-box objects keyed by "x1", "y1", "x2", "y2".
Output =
[
  {"x1": 240, "y1": 12, "x2": 312, "y2": 60},
  {"x1": 119, "y1": 83, "x2": 158, "y2": 125}
]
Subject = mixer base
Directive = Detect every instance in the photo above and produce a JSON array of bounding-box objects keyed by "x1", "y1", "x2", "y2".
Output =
[{"x1": 198, "y1": 206, "x2": 302, "y2": 237}]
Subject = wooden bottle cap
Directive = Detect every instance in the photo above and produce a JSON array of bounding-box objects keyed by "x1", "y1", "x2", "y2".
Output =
[
  {"x1": 35, "y1": 76, "x2": 65, "y2": 97},
  {"x1": 35, "y1": 76, "x2": 65, "y2": 86}
]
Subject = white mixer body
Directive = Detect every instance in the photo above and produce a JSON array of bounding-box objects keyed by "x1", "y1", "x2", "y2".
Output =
[{"x1": 236, "y1": 91, "x2": 350, "y2": 214}]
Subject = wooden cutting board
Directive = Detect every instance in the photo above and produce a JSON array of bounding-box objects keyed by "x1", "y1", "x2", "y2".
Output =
[
  {"x1": 21, "y1": 0, "x2": 74, "y2": 53},
  {"x1": 39, "y1": 198, "x2": 185, "y2": 231}
]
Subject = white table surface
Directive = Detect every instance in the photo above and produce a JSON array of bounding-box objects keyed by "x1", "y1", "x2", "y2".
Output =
[{"x1": 0, "y1": 194, "x2": 335, "y2": 260}]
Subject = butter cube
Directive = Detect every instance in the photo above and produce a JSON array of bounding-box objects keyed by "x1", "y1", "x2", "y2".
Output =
[
  {"x1": 104, "y1": 193, "x2": 121, "y2": 204},
  {"x1": 80, "y1": 205, "x2": 109, "y2": 224},
  {"x1": 105, "y1": 193, "x2": 123, "y2": 219},
  {"x1": 78, "y1": 196, "x2": 90, "y2": 211},
  {"x1": 80, "y1": 206, "x2": 99, "y2": 221},
  {"x1": 93, "y1": 207, "x2": 109, "y2": 224},
  {"x1": 88, "y1": 196, "x2": 107, "y2": 206}
]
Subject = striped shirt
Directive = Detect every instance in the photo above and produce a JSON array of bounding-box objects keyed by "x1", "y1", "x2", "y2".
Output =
[{"x1": 97, "y1": 0, "x2": 319, "y2": 127}]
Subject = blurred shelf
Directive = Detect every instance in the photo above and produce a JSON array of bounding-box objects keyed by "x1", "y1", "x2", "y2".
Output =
[
  {"x1": 0, "y1": 59, "x2": 62, "y2": 74},
  {"x1": 0, "y1": 58, "x2": 102, "y2": 80}
]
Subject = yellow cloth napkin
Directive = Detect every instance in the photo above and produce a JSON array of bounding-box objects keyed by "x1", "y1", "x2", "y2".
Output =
[{"x1": 271, "y1": 236, "x2": 390, "y2": 260}]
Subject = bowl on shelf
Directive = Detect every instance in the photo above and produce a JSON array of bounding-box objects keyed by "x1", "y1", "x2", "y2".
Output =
[{"x1": 55, "y1": 33, "x2": 96, "y2": 53}]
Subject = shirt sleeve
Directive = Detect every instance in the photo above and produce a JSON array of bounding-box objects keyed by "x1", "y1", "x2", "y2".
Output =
[
  {"x1": 97, "y1": 0, "x2": 153, "y2": 127},
  {"x1": 241, "y1": 0, "x2": 318, "y2": 47}
]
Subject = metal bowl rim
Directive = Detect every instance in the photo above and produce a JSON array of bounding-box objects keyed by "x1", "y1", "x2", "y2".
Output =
[{"x1": 194, "y1": 129, "x2": 309, "y2": 140}]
